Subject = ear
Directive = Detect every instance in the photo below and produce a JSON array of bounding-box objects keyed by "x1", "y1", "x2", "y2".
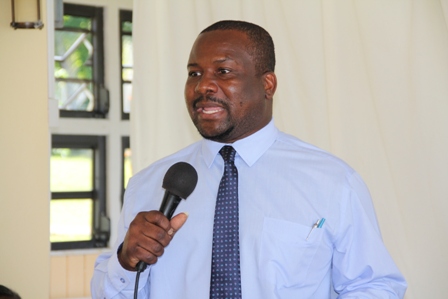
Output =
[{"x1": 263, "y1": 72, "x2": 277, "y2": 100}]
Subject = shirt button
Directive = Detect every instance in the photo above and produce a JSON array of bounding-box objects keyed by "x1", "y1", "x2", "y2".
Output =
[{"x1": 120, "y1": 278, "x2": 125, "y2": 283}]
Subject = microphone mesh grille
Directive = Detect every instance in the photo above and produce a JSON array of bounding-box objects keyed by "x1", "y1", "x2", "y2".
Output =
[{"x1": 162, "y1": 162, "x2": 198, "y2": 199}]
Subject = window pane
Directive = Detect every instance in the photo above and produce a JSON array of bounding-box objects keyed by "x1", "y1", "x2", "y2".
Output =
[
  {"x1": 63, "y1": 15, "x2": 91, "y2": 30},
  {"x1": 50, "y1": 199, "x2": 93, "y2": 242},
  {"x1": 55, "y1": 81, "x2": 94, "y2": 111},
  {"x1": 55, "y1": 4, "x2": 105, "y2": 118},
  {"x1": 124, "y1": 147, "x2": 132, "y2": 188},
  {"x1": 122, "y1": 83, "x2": 132, "y2": 114},
  {"x1": 55, "y1": 31, "x2": 93, "y2": 80},
  {"x1": 120, "y1": 11, "x2": 132, "y2": 119},
  {"x1": 122, "y1": 35, "x2": 133, "y2": 67},
  {"x1": 122, "y1": 68, "x2": 133, "y2": 81},
  {"x1": 51, "y1": 148, "x2": 93, "y2": 191},
  {"x1": 122, "y1": 21, "x2": 132, "y2": 32}
]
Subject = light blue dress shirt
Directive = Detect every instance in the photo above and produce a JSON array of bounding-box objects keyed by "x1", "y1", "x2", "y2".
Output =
[{"x1": 91, "y1": 120, "x2": 407, "y2": 298}]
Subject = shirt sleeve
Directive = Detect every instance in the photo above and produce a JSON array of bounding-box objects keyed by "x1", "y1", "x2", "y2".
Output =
[
  {"x1": 90, "y1": 174, "x2": 152, "y2": 299},
  {"x1": 331, "y1": 172, "x2": 407, "y2": 298},
  {"x1": 90, "y1": 247, "x2": 151, "y2": 299}
]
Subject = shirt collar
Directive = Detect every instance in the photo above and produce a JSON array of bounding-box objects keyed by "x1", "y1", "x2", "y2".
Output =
[{"x1": 201, "y1": 119, "x2": 279, "y2": 168}]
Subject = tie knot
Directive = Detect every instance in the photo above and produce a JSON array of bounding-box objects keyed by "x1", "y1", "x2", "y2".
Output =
[{"x1": 219, "y1": 146, "x2": 236, "y2": 163}]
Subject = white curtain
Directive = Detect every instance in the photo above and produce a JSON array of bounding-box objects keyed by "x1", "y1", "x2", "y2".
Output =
[{"x1": 131, "y1": 1, "x2": 448, "y2": 297}]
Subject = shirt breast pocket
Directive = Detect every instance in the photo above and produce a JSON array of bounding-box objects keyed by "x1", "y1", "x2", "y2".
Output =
[{"x1": 259, "y1": 217, "x2": 323, "y2": 288}]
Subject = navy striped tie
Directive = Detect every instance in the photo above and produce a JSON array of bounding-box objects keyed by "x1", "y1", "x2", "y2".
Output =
[{"x1": 210, "y1": 146, "x2": 242, "y2": 298}]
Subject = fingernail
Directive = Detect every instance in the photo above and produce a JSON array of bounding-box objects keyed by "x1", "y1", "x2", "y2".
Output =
[{"x1": 167, "y1": 228, "x2": 174, "y2": 236}]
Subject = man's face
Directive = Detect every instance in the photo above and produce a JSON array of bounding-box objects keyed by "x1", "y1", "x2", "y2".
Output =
[{"x1": 184, "y1": 30, "x2": 274, "y2": 143}]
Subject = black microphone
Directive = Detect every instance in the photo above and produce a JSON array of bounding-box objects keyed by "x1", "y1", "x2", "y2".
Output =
[
  {"x1": 136, "y1": 162, "x2": 198, "y2": 273},
  {"x1": 159, "y1": 162, "x2": 198, "y2": 219}
]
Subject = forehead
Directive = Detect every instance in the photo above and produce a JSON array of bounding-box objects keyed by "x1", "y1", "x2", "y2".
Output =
[{"x1": 188, "y1": 30, "x2": 254, "y2": 65}]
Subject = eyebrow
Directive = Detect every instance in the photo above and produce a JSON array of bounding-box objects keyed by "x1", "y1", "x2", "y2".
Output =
[
  {"x1": 187, "y1": 63, "x2": 199, "y2": 68},
  {"x1": 187, "y1": 57, "x2": 234, "y2": 68}
]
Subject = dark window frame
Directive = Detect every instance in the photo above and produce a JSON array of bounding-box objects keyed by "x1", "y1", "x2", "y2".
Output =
[
  {"x1": 120, "y1": 9, "x2": 133, "y2": 120},
  {"x1": 51, "y1": 134, "x2": 109, "y2": 250},
  {"x1": 56, "y1": 4, "x2": 108, "y2": 118}
]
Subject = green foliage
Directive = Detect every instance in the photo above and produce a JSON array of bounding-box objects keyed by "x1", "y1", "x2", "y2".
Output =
[
  {"x1": 55, "y1": 15, "x2": 93, "y2": 80},
  {"x1": 122, "y1": 21, "x2": 132, "y2": 32},
  {"x1": 63, "y1": 15, "x2": 91, "y2": 30}
]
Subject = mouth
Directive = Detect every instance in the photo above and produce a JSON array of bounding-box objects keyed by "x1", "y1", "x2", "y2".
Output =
[
  {"x1": 199, "y1": 106, "x2": 224, "y2": 114},
  {"x1": 193, "y1": 96, "x2": 227, "y2": 116}
]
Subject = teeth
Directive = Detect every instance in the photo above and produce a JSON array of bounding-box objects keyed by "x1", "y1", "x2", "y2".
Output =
[{"x1": 202, "y1": 108, "x2": 222, "y2": 114}]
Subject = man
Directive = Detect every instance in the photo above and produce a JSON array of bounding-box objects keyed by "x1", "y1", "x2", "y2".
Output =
[{"x1": 92, "y1": 20, "x2": 406, "y2": 298}]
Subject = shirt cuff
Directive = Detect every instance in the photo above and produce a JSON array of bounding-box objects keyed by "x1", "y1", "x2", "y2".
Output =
[{"x1": 106, "y1": 243, "x2": 151, "y2": 293}]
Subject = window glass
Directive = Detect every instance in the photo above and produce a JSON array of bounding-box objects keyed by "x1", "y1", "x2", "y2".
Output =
[
  {"x1": 50, "y1": 199, "x2": 93, "y2": 242},
  {"x1": 122, "y1": 83, "x2": 133, "y2": 114},
  {"x1": 55, "y1": 4, "x2": 106, "y2": 118},
  {"x1": 120, "y1": 10, "x2": 133, "y2": 118},
  {"x1": 121, "y1": 136, "x2": 132, "y2": 204},
  {"x1": 122, "y1": 69, "x2": 133, "y2": 81},
  {"x1": 63, "y1": 15, "x2": 91, "y2": 30},
  {"x1": 122, "y1": 35, "x2": 133, "y2": 67},
  {"x1": 122, "y1": 20, "x2": 132, "y2": 32},
  {"x1": 51, "y1": 148, "x2": 93, "y2": 192},
  {"x1": 51, "y1": 134, "x2": 108, "y2": 250},
  {"x1": 124, "y1": 147, "x2": 132, "y2": 188},
  {"x1": 54, "y1": 81, "x2": 94, "y2": 111},
  {"x1": 55, "y1": 32, "x2": 93, "y2": 79}
]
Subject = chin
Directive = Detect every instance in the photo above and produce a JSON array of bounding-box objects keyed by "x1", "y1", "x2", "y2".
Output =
[{"x1": 197, "y1": 126, "x2": 234, "y2": 143}]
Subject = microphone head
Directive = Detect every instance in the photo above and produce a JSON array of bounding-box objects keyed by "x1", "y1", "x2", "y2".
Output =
[{"x1": 162, "y1": 162, "x2": 198, "y2": 199}]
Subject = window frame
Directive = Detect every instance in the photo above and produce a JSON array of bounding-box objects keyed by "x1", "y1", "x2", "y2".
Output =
[
  {"x1": 51, "y1": 134, "x2": 109, "y2": 250},
  {"x1": 56, "y1": 3, "x2": 108, "y2": 118}
]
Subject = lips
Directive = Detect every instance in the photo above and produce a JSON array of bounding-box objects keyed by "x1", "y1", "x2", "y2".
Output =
[
  {"x1": 192, "y1": 96, "x2": 228, "y2": 120},
  {"x1": 200, "y1": 106, "x2": 224, "y2": 114},
  {"x1": 194, "y1": 98, "x2": 226, "y2": 115}
]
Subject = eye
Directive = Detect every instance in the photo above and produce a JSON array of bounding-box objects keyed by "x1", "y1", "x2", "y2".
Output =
[
  {"x1": 188, "y1": 71, "x2": 201, "y2": 77},
  {"x1": 217, "y1": 68, "x2": 230, "y2": 75}
]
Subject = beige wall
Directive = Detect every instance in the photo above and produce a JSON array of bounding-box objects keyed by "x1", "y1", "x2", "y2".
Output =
[
  {"x1": 50, "y1": 253, "x2": 98, "y2": 298},
  {"x1": 0, "y1": 0, "x2": 50, "y2": 298}
]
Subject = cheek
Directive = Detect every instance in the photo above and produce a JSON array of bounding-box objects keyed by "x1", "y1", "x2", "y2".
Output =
[{"x1": 184, "y1": 84, "x2": 195, "y2": 104}]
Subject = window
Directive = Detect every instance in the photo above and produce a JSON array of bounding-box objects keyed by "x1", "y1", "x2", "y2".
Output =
[
  {"x1": 55, "y1": 3, "x2": 108, "y2": 118},
  {"x1": 50, "y1": 2, "x2": 131, "y2": 252},
  {"x1": 51, "y1": 135, "x2": 109, "y2": 250},
  {"x1": 120, "y1": 10, "x2": 133, "y2": 119}
]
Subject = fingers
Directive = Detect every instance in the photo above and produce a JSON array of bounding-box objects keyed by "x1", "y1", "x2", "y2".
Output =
[
  {"x1": 118, "y1": 210, "x2": 188, "y2": 271},
  {"x1": 168, "y1": 212, "x2": 189, "y2": 237}
]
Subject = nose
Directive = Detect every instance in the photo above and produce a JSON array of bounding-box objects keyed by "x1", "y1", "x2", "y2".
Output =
[{"x1": 194, "y1": 72, "x2": 218, "y2": 95}]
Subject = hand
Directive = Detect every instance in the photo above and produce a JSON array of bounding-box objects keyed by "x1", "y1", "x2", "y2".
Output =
[{"x1": 118, "y1": 211, "x2": 188, "y2": 271}]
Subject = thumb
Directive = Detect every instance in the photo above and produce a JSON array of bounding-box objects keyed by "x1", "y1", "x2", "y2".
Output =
[{"x1": 167, "y1": 212, "x2": 189, "y2": 237}]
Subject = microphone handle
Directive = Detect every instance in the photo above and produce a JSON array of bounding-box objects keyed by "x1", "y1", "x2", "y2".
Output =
[
  {"x1": 159, "y1": 191, "x2": 182, "y2": 220},
  {"x1": 136, "y1": 190, "x2": 182, "y2": 272}
]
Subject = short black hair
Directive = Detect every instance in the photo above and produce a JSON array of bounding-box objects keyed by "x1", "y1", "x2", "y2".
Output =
[
  {"x1": 201, "y1": 20, "x2": 276, "y2": 76},
  {"x1": 0, "y1": 285, "x2": 21, "y2": 299}
]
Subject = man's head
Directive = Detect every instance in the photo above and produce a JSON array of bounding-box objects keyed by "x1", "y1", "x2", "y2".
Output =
[
  {"x1": 185, "y1": 20, "x2": 277, "y2": 143},
  {"x1": 201, "y1": 20, "x2": 276, "y2": 76}
]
